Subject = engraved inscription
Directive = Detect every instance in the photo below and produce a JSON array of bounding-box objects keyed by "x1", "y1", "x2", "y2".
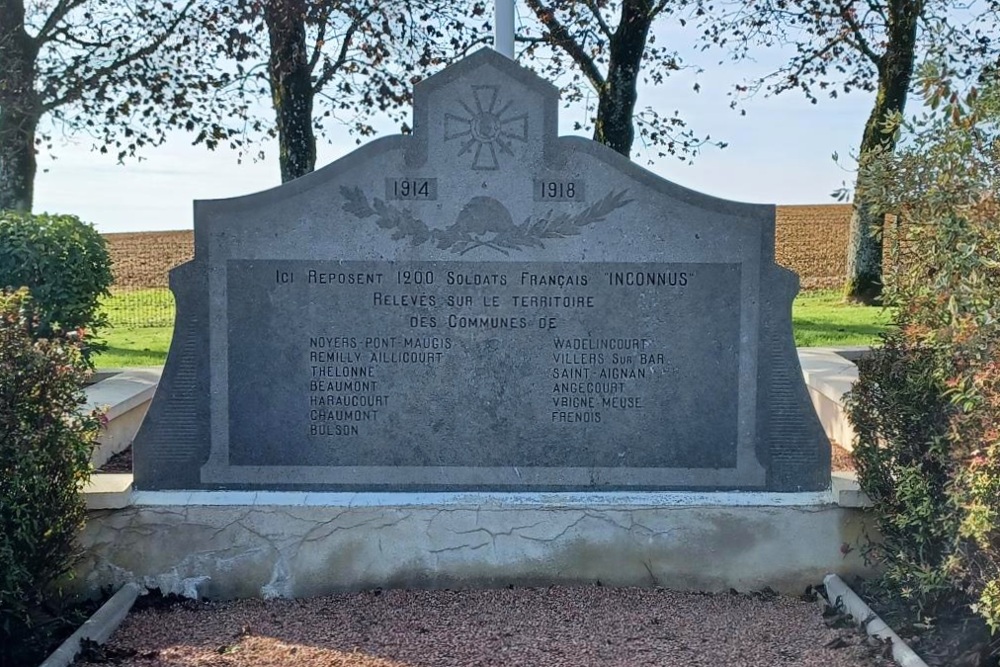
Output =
[
  {"x1": 386, "y1": 178, "x2": 437, "y2": 201},
  {"x1": 535, "y1": 180, "x2": 585, "y2": 202},
  {"x1": 226, "y1": 260, "x2": 741, "y2": 470}
]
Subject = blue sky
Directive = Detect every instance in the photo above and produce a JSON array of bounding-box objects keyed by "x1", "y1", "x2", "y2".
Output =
[{"x1": 31, "y1": 18, "x2": 874, "y2": 234}]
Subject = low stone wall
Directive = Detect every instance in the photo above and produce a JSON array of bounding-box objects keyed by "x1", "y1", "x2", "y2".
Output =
[
  {"x1": 85, "y1": 369, "x2": 158, "y2": 468},
  {"x1": 76, "y1": 493, "x2": 870, "y2": 600}
]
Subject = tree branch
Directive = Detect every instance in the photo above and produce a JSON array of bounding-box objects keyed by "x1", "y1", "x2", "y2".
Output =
[
  {"x1": 40, "y1": 0, "x2": 197, "y2": 112},
  {"x1": 771, "y1": 36, "x2": 848, "y2": 94},
  {"x1": 311, "y1": 3, "x2": 381, "y2": 93},
  {"x1": 312, "y1": 17, "x2": 361, "y2": 92},
  {"x1": 833, "y1": 0, "x2": 880, "y2": 65},
  {"x1": 308, "y1": 5, "x2": 332, "y2": 73},
  {"x1": 514, "y1": 35, "x2": 550, "y2": 44},
  {"x1": 524, "y1": 0, "x2": 606, "y2": 90},
  {"x1": 582, "y1": 0, "x2": 614, "y2": 39},
  {"x1": 864, "y1": 0, "x2": 888, "y2": 24},
  {"x1": 32, "y1": 0, "x2": 87, "y2": 46}
]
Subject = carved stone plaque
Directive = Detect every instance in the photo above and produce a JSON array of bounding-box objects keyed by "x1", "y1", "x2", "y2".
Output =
[{"x1": 133, "y1": 49, "x2": 830, "y2": 492}]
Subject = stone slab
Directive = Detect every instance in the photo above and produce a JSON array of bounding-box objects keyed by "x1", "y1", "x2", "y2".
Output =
[
  {"x1": 831, "y1": 471, "x2": 871, "y2": 508},
  {"x1": 86, "y1": 368, "x2": 159, "y2": 467},
  {"x1": 82, "y1": 474, "x2": 134, "y2": 510},
  {"x1": 133, "y1": 49, "x2": 829, "y2": 492},
  {"x1": 799, "y1": 347, "x2": 860, "y2": 449},
  {"x1": 85, "y1": 368, "x2": 159, "y2": 420}
]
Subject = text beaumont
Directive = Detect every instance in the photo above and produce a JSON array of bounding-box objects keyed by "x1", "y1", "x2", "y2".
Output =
[{"x1": 309, "y1": 380, "x2": 376, "y2": 392}]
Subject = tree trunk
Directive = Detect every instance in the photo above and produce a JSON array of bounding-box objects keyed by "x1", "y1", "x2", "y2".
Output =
[
  {"x1": 844, "y1": 3, "x2": 921, "y2": 304},
  {"x1": 593, "y1": 0, "x2": 653, "y2": 157},
  {"x1": 0, "y1": 0, "x2": 39, "y2": 212},
  {"x1": 264, "y1": 0, "x2": 316, "y2": 183}
]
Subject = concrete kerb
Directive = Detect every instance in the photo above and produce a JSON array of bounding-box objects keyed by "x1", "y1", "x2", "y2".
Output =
[
  {"x1": 823, "y1": 574, "x2": 929, "y2": 667},
  {"x1": 38, "y1": 583, "x2": 142, "y2": 667}
]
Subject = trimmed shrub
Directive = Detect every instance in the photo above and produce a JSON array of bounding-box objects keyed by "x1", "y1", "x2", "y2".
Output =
[
  {"x1": 0, "y1": 288, "x2": 102, "y2": 666},
  {"x1": 0, "y1": 211, "x2": 113, "y2": 342},
  {"x1": 846, "y1": 335, "x2": 962, "y2": 614},
  {"x1": 847, "y1": 64, "x2": 1000, "y2": 627}
]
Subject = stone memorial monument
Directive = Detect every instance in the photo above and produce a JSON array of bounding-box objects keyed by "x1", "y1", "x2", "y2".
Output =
[{"x1": 134, "y1": 48, "x2": 830, "y2": 492}]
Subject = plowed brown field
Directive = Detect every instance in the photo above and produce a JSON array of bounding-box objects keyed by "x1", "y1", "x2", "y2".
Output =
[
  {"x1": 103, "y1": 207, "x2": 858, "y2": 291},
  {"x1": 104, "y1": 231, "x2": 193, "y2": 290}
]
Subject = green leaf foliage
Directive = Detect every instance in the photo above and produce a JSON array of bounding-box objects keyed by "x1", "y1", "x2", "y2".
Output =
[
  {"x1": 0, "y1": 212, "x2": 112, "y2": 347},
  {"x1": 847, "y1": 61, "x2": 1000, "y2": 628},
  {"x1": 0, "y1": 289, "x2": 102, "y2": 666}
]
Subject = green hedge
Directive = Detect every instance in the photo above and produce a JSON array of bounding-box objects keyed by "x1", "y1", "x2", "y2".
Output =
[
  {"x1": 0, "y1": 289, "x2": 102, "y2": 666},
  {"x1": 0, "y1": 211, "x2": 112, "y2": 341}
]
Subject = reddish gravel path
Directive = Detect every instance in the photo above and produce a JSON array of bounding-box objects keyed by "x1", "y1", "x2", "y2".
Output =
[{"x1": 77, "y1": 587, "x2": 890, "y2": 667}]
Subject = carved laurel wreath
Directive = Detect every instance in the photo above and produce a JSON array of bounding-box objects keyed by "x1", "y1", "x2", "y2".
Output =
[{"x1": 341, "y1": 186, "x2": 633, "y2": 256}]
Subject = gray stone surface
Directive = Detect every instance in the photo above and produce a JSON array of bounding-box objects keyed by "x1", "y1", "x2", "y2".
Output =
[
  {"x1": 134, "y1": 48, "x2": 829, "y2": 491},
  {"x1": 75, "y1": 499, "x2": 869, "y2": 599}
]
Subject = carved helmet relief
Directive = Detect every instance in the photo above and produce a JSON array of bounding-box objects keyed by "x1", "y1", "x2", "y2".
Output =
[
  {"x1": 342, "y1": 186, "x2": 633, "y2": 256},
  {"x1": 444, "y1": 85, "x2": 528, "y2": 170}
]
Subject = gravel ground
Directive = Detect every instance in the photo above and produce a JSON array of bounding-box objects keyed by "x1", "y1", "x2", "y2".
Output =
[
  {"x1": 76, "y1": 587, "x2": 892, "y2": 667},
  {"x1": 832, "y1": 442, "x2": 855, "y2": 472}
]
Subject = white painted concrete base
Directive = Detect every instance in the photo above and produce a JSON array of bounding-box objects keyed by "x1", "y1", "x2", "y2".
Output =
[
  {"x1": 77, "y1": 493, "x2": 871, "y2": 601},
  {"x1": 85, "y1": 368, "x2": 159, "y2": 467},
  {"x1": 799, "y1": 347, "x2": 862, "y2": 449}
]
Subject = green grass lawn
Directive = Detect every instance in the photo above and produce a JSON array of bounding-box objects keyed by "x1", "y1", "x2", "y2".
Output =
[
  {"x1": 792, "y1": 290, "x2": 894, "y2": 347},
  {"x1": 95, "y1": 326, "x2": 173, "y2": 368},
  {"x1": 95, "y1": 288, "x2": 175, "y2": 368},
  {"x1": 101, "y1": 288, "x2": 176, "y2": 328},
  {"x1": 92, "y1": 288, "x2": 893, "y2": 368}
]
